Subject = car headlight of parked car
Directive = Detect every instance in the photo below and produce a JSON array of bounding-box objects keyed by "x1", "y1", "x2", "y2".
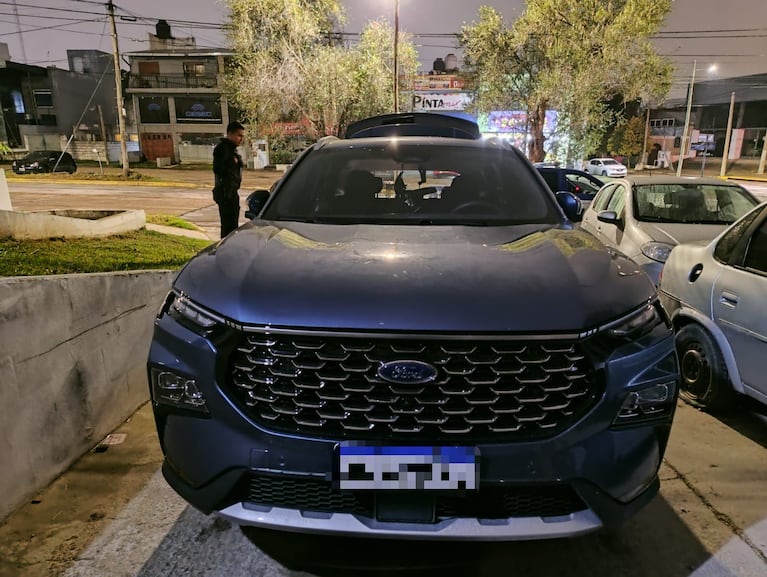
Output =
[
  {"x1": 604, "y1": 302, "x2": 665, "y2": 339},
  {"x1": 641, "y1": 241, "x2": 674, "y2": 263},
  {"x1": 30, "y1": 162, "x2": 39, "y2": 169},
  {"x1": 167, "y1": 292, "x2": 223, "y2": 334}
]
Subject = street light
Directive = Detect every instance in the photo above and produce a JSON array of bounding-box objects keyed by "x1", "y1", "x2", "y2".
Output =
[
  {"x1": 676, "y1": 59, "x2": 697, "y2": 176},
  {"x1": 393, "y1": 0, "x2": 400, "y2": 113},
  {"x1": 677, "y1": 61, "x2": 718, "y2": 176}
]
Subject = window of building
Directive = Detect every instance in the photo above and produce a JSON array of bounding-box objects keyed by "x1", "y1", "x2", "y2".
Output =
[
  {"x1": 11, "y1": 91, "x2": 25, "y2": 113},
  {"x1": 33, "y1": 89, "x2": 53, "y2": 108},
  {"x1": 183, "y1": 62, "x2": 206, "y2": 76},
  {"x1": 138, "y1": 96, "x2": 170, "y2": 124},
  {"x1": 138, "y1": 61, "x2": 160, "y2": 76},
  {"x1": 175, "y1": 97, "x2": 222, "y2": 123}
]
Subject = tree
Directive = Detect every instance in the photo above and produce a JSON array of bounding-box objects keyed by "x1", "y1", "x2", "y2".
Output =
[
  {"x1": 460, "y1": 1, "x2": 672, "y2": 162},
  {"x1": 224, "y1": 0, "x2": 417, "y2": 139},
  {"x1": 608, "y1": 115, "x2": 645, "y2": 166}
]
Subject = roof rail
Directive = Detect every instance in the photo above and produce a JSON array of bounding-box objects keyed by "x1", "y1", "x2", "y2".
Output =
[{"x1": 345, "y1": 113, "x2": 481, "y2": 140}]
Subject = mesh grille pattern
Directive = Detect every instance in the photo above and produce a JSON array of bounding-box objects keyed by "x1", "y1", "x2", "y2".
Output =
[
  {"x1": 227, "y1": 333, "x2": 600, "y2": 442},
  {"x1": 247, "y1": 475, "x2": 586, "y2": 519}
]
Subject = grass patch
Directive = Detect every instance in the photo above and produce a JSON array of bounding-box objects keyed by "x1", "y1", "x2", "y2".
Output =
[
  {"x1": 146, "y1": 214, "x2": 199, "y2": 230},
  {"x1": 0, "y1": 230, "x2": 210, "y2": 277}
]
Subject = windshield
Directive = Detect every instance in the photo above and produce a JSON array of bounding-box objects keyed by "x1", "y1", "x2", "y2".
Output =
[
  {"x1": 633, "y1": 183, "x2": 757, "y2": 224},
  {"x1": 262, "y1": 141, "x2": 560, "y2": 225}
]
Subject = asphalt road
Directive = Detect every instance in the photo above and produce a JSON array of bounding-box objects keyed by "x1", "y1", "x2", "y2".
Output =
[{"x1": 2, "y1": 175, "x2": 766, "y2": 576}]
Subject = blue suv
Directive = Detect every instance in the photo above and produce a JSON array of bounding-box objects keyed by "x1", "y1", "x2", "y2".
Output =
[{"x1": 148, "y1": 113, "x2": 679, "y2": 548}]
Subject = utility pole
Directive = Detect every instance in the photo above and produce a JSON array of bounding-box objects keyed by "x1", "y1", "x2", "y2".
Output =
[
  {"x1": 97, "y1": 104, "x2": 110, "y2": 165},
  {"x1": 677, "y1": 59, "x2": 697, "y2": 177},
  {"x1": 107, "y1": 0, "x2": 129, "y2": 176},
  {"x1": 642, "y1": 107, "x2": 651, "y2": 167},
  {"x1": 393, "y1": 0, "x2": 400, "y2": 113},
  {"x1": 720, "y1": 92, "x2": 736, "y2": 177}
]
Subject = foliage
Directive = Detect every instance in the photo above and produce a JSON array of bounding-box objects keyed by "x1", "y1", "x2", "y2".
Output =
[
  {"x1": 224, "y1": 0, "x2": 418, "y2": 138},
  {"x1": 0, "y1": 230, "x2": 210, "y2": 277},
  {"x1": 607, "y1": 115, "x2": 645, "y2": 164},
  {"x1": 0, "y1": 142, "x2": 12, "y2": 160},
  {"x1": 460, "y1": 1, "x2": 672, "y2": 162}
]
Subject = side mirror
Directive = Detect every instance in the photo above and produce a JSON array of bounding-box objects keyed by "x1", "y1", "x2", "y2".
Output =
[
  {"x1": 555, "y1": 191, "x2": 583, "y2": 222},
  {"x1": 597, "y1": 210, "x2": 620, "y2": 224},
  {"x1": 245, "y1": 190, "x2": 270, "y2": 219}
]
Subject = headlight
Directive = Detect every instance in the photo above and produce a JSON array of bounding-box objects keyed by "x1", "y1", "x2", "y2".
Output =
[
  {"x1": 150, "y1": 368, "x2": 209, "y2": 413},
  {"x1": 613, "y1": 381, "x2": 677, "y2": 426},
  {"x1": 30, "y1": 162, "x2": 39, "y2": 168},
  {"x1": 604, "y1": 304, "x2": 664, "y2": 339},
  {"x1": 641, "y1": 242, "x2": 674, "y2": 263},
  {"x1": 168, "y1": 293, "x2": 223, "y2": 332}
]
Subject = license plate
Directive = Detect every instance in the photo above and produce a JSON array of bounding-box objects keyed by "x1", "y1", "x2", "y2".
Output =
[{"x1": 337, "y1": 445, "x2": 478, "y2": 490}]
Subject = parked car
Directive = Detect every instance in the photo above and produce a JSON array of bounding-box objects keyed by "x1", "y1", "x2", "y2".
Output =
[
  {"x1": 580, "y1": 177, "x2": 760, "y2": 284},
  {"x1": 147, "y1": 113, "x2": 679, "y2": 560},
  {"x1": 658, "y1": 203, "x2": 767, "y2": 411},
  {"x1": 536, "y1": 166, "x2": 605, "y2": 210},
  {"x1": 11, "y1": 150, "x2": 77, "y2": 174},
  {"x1": 586, "y1": 157, "x2": 627, "y2": 178}
]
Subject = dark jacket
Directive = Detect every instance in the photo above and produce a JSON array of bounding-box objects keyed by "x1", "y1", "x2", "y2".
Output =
[{"x1": 212, "y1": 138, "x2": 242, "y2": 198}]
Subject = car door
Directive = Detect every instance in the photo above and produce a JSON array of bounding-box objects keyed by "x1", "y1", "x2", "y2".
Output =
[
  {"x1": 581, "y1": 183, "x2": 616, "y2": 241},
  {"x1": 712, "y1": 215, "x2": 767, "y2": 395},
  {"x1": 598, "y1": 184, "x2": 627, "y2": 250}
]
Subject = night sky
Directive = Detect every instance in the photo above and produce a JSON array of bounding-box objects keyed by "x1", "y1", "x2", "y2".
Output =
[{"x1": 1, "y1": 0, "x2": 765, "y2": 97}]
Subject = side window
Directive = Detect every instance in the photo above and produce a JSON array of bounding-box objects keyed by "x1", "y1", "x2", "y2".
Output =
[
  {"x1": 539, "y1": 171, "x2": 559, "y2": 192},
  {"x1": 713, "y1": 209, "x2": 762, "y2": 264},
  {"x1": 744, "y1": 220, "x2": 767, "y2": 274},
  {"x1": 606, "y1": 185, "x2": 626, "y2": 217},
  {"x1": 591, "y1": 184, "x2": 615, "y2": 211}
]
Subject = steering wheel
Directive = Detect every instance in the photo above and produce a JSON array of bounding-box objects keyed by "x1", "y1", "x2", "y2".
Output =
[{"x1": 451, "y1": 201, "x2": 497, "y2": 214}]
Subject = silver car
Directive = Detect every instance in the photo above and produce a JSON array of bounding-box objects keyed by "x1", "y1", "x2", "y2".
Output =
[
  {"x1": 658, "y1": 203, "x2": 767, "y2": 410},
  {"x1": 580, "y1": 176, "x2": 759, "y2": 284}
]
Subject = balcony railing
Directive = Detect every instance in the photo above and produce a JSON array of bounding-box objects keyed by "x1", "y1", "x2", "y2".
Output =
[{"x1": 128, "y1": 73, "x2": 219, "y2": 90}]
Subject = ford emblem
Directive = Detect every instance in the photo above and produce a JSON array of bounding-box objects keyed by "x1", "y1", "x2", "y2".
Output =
[{"x1": 377, "y1": 360, "x2": 438, "y2": 385}]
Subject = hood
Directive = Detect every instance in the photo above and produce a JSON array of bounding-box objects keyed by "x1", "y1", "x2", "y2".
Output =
[
  {"x1": 635, "y1": 221, "x2": 728, "y2": 246},
  {"x1": 174, "y1": 222, "x2": 655, "y2": 333}
]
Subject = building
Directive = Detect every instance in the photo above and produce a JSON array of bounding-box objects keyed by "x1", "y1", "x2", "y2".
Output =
[
  {"x1": 0, "y1": 42, "x2": 117, "y2": 152},
  {"x1": 126, "y1": 21, "x2": 237, "y2": 163},
  {"x1": 649, "y1": 73, "x2": 767, "y2": 163}
]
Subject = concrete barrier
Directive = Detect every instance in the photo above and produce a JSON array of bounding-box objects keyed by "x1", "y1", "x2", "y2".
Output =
[
  {"x1": 0, "y1": 270, "x2": 175, "y2": 522},
  {"x1": 0, "y1": 209, "x2": 146, "y2": 240}
]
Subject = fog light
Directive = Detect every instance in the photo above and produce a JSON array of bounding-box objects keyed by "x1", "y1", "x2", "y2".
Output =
[
  {"x1": 151, "y1": 368, "x2": 209, "y2": 413},
  {"x1": 614, "y1": 382, "x2": 675, "y2": 425}
]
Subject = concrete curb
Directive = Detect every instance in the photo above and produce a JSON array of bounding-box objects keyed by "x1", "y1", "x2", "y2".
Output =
[
  {"x1": 5, "y1": 176, "x2": 201, "y2": 188},
  {"x1": 724, "y1": 175, "x2": 767, "y2": 183}
]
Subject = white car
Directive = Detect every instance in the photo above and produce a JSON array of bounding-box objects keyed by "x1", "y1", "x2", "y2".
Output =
[
  {"x1": 658, "y1": 203, "x2": 767, "y2": 411},
  {"x1": 580, "y1": 176, "x2": 760, "y2": 284},
  {"x1": 586, "y1": 158, "x2": 628, "y2": 177}
]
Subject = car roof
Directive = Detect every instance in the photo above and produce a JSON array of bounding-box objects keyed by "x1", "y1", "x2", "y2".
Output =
[
  {"x1": 316, "y1": 134, "x2": 512, "y2": 152},
  {"x1": 621, "y1": 175, "x2": 748, "y2": 187},
  {"x1": 344, "y1": 113, "x2": 481, "y2": 140}
]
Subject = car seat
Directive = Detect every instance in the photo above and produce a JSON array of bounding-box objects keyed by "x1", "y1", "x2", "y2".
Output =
[{"x1": 338, "y1": 170, "x2": 383, "y2": 214}]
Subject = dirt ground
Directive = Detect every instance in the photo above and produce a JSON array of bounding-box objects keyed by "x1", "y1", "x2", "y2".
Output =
[{"x1": 0, "y1": 404, "x2": 162, "y2": 577}]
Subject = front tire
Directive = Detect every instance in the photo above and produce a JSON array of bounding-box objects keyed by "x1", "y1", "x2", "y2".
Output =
[{"x1": 676, "y1": 324, "x2": 734, "y2": 411}]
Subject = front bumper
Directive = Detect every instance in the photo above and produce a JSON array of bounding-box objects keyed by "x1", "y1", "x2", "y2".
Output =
[{"x1": 148, "y1": 315, "x2": 678, "y2": 541}]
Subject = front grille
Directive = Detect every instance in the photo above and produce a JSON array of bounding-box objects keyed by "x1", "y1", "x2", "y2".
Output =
[
  {"x1": 226, "y1": 332, "x2": 601, "y2": 442},
  {"x1": 246, "y1": 475, "x2": 586, "y2": 519}
]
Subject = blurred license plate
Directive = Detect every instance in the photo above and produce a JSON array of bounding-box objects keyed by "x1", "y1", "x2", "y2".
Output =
[{"x1": 337, "y1": 445, "x2": 478, "y2": 490}]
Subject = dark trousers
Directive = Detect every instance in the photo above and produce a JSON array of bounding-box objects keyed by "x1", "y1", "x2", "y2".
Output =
[{"x1": 216, "y1": 192, "x2": 240, "y2": 238}]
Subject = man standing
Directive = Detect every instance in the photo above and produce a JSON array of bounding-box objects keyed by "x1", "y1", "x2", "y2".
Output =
[{"x1": 212, "y1": 121, "x2": 245, "y2": 238}]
